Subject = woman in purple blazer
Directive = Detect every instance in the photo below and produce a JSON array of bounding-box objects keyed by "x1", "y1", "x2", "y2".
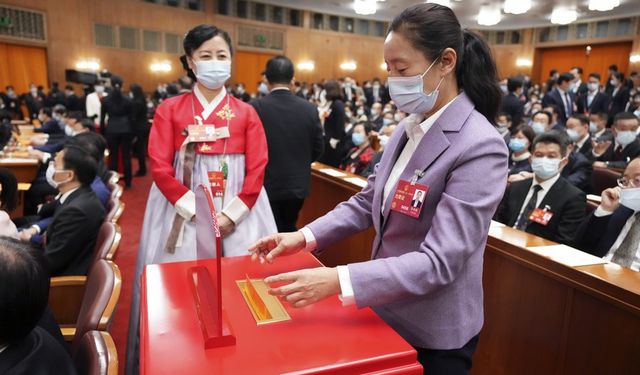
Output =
[{"x1": 250, "y1": 4, "x2": 508, "y2": 374}]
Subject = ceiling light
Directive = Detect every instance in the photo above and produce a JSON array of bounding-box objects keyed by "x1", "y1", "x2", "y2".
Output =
[
  {"x1": 297, "y1": 61, "x2": 315, "y2": 71},
  {"x1": 427, "y1": 0, "x2": 451, "y2": 7},
  {"x1": 504, "y1": 0, "x2": 531, "y2": 14},
  {"x1": 551, "y1": 7, "x2": 577, "y2": 25},
  {"x1": 630, "y1": 55, "x2": 640, "y2": 63},
  {"x1": 354, "y1": 0, "x2": 376, "y2": 15},
  {"x1": 588, "y1": 0, "x2": 620, "y2": 11},
  {"x1": 150, "y1": 61, "x2": 172, "y2": 73},
  {"x1": 75, "y1": 59, "x2": 100, "y2": 71},
  {"x1": 340, "y1": 61, "x2": 357, "y2": 71},
  {"x1": 516, "y1": 58, "x2": 533, "y2": 67},
  {"x1": 477, "y1": 5, "x2": 501, "y2": 26}
]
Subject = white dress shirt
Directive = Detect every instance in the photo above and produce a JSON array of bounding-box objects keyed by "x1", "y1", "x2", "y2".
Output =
[
  {"x1": 595, "y1": 207, "x2": 640, "y2": 271},
  {"x1": 576, "y1": 134, "x2": 590, "y2": 150},
  {"x1": 513, "y1": 173, "x2": 561, "y2": 228},
  {"x1": 301, "y1": 95, "x2": 459, "y2": 305}
]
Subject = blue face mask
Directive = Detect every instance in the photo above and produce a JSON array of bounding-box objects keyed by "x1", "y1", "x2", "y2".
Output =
[
  {"x1": 352, "y1": 132, "x2": 366, "y2": 146},
  {"x1": 509, "y1": 138, "x2": 527, "y2": 153},
  {"x1": 388, "y1": 58, "x2": 444, "y2": 114},
  {"x1": 383, "y1": 118, "x2": 393, "y2": 126},
  {"x1": 531, "y1": 122, "x2": 546, "y2": 135},
  {"x1": 589, "y1": 122, "x2": 598, "y2": 133},
  {"x1": 531, "y1": 157, "x2": 561, "y2": 180},
  {"x1": 616, "y1": 130, "x2": 637, "y2": 147}
]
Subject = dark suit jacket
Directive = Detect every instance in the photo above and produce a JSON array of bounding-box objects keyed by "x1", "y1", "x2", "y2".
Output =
[
  {"x1": 371, "y1": 115, "x2": 384, "y2": 131},
  {"x1": 542, "y1": 89, "x2": 572, "y2": 126},
  {"x1": 364, "y1": 86, "x2": 389, "y2": 106},
  {"x1": 23, "y1": 93, "x2": 45, "y2": 119},
  {"x1": 45, "y1": 186, "x2": 105, "y2": 276},
  {"x1": 100, "y1": 95, "x2": 133, "y2": 135},
  {"x1": 494, "y1": 176, "x2": 586, "y2": 245},
  {"x1": 574, "y1": 205, "x2": 635, "y2": 257},
  {"x1": 576, "y1": 136, "x2": 593, "y2": 160},
  {"x1": 577, "y1": 91, "x2": 610, "y2": 115},
  {"x1": 609, "y1": 87, "x2": 631, "y2": 121},
  {"x1": 64, "y1": 94, "x2": 84, "y2": 112},
  {"x1": 508, "y1": 157, "x2": 531, "y2": 175},
  {"x1": 0, "y1": 327, "x2": 77, "y2": 375},
  {"x1": 561, "y1": 151, "x2": 593, "y2": 193},
  {"x1": 596, "y1": 138, "x2": 640, "y2": 169},
  {"x1": 500, "y1": 93, "x2": 525, "y2": 126},
  {"x1": 251, "y1": 90, "x2": 324, "y2": 200},
  {"x1": 34, "y1": 119, "x2": 62, "y2": 135},
  {"x1": 317, "y1": 99, "x2": 347, "y2": 167}
]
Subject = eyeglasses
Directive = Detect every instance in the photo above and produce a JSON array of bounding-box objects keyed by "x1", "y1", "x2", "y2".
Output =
[{"x1": 617, "y1": 176, "x2": 640, "y2": 189}]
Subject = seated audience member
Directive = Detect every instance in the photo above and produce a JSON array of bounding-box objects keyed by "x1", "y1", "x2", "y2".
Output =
[
  {"x1": 557, "y1": 130, "x2": 593, "y2": 193},
  {"x1": 43, "y1": 144, "x2": 106, "y2": 276},
  {"x1": 574, "y1": 158, "x2": 640, "y2": 269},
  {"x1": 0, "y1": 110, "x2": 13, "y2": 150},
  {"x1": 340, "y1": 121, "x2": 376, "y2": 176},
  {"x1": 495, "y1": 132, "x2": 586, "y2": 245},
  {"x1": 593, "y1": 112, "x2": 640, "y2": 169},
  {"x1": 530, "y1": 110, "x2": 553, "y2": 135},
  {"x1": 543, "y1": 105, "x2": 563, "y2": 130},
  {"x1": 565, "y1": 114, "x2": 593, "y2": 160},
  {"x1": 526, "y1": 101, "x2": 543, "y2": 120},
  {"x1": 382, "y1": 111, "x2": 395, "y2": 129},
  {"x1": 0, "y1": 237, "x2": 77, "y2": 374},
  {"x1": 577, "y1": 73, "x2": 610, "y2": 115},
  {"x1": 627, "y1": 92, "x2": 640, "y2": 115},
  {"x1": 589, "y1": 112, "x2": 612, "y2": 140},
  {"x1": 34, "y1": 108, "x2": 62, "y2": 135},
  {"x1": 369, "y1": 102, "x2": 384, "y2": 131},
  {"x1": 496, "y1": 113, "x2": 512, "y2": 143},
  {"x1": 362, "y1": 124, "x2": 396, "y2": 177},
  {"x1": 0, "y1": 168, "x2": 18, "y2": 238},
  {"x1": 508, "y1": 125, "x2": 536, "y2": 181}
]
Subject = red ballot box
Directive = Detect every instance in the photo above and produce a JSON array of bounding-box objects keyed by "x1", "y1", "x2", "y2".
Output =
[{"x1": 140, "y1": 253, "x2": 422, "y2": 374}]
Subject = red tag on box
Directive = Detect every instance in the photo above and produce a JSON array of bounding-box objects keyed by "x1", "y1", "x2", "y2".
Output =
[
  {"x1": 208, "y1": 171, "x2": 225, "y2": 197},
  {"x1": 390, "y1": 180, "x2": 429, "y2": 219}
]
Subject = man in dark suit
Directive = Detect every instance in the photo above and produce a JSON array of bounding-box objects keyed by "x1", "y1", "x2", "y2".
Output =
[
  {"x1": 22, "y1": 83, "x2": 45, "y2": 121},
  {"x1": 64, "y1": 85, "x2": 84, "y2": 112},
  {"x1": 577, "y1": 73, "x2": 610, "y2": 115},
  {"x1": 500, "y1": 77, "x2": 525, "y2": 127},
  {"x1": 565, "y1": 114, "x2": 592, "y2": 159},
  {"x1": 0, "y1": 237, "x2": 77, "y2": 375},
  {"x1": 34, "y1": 108, "x2": 63, "y2": 135},
  {"x1": 44, "y1": 143, "x2": 105, "y2": 276},
  {"x1": 495, "y1": 132, "x2": 586, "y2": 245},
  {"x1": 570, "y1": 67, "x2": 588, "y2": 98},
  {"x1": 593, "y1": 112, "x2": 640, "y2": 170},
  {"x1": 364, "y1": 77, "x2": 388, "y2": 107},
  {"x1": 574, "y1": 158, "x2": 640, "y2": 270},
  {"x1": 251, "y1": 56, "x2": 324, "y2": 233},
  {"x1": 369, "y1": 102, "x2": 384, "y2": 131},
  {"x1": 542, "y1": 73, "x2": 574, "y2": 127},
  {"x1": 555, "y1": 128, "x2": 593, "y2": 193}
]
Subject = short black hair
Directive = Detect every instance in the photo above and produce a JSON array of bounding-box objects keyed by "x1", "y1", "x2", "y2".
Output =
[
  {"x1": 265, "y1": 55, "x2": 294, "y2": 85},
  {"x1": 534, "y1": 110, "x2": 553, "y2": 124},
  {"x1": 39, "y1": 107, "x2": 52, "y2": 117},
  {"x1": 180, "y1": 24, "x2": 233, "y2": 82},
  {"x1": 568, "y1": 114, "x2": 589, "y2": 127},
  {"x1": 354, "y1": 120, "x2": 373, "y2": 134},
  {"x1": 0, "y1": 168, "x2": 18, "y2": 212},
  {"x1": 62, "y1": 144, "x2": 98, "y2": 186},
  {"x1": 53, "y1": 104, "x2": 67, "y2": 116},
  {"x1": 532, "y1": 132, "x2": 568, "y2": 157},
  {"x1": 498, "y1": 112, "x2": 512, "y2": 122},
  {"x1": 544, "y1": 104, "x2": 559, "y2": 116},
  {"x1": 612, "y1": 72, "x2": 624, "y2": 82},
  {"x1": 513, "y1": 125, "x2": 536, "y2": 148},
  {"x1": 69, "y1": 132, "x2": 107, "y2": 163},
  {"x1": 588, "y1": 72, "x2": 601, "y2": 81},
  {"x1": 0, "y1": 236, "x2": 50, "y2": 346},
  {"x1": 324, "y1": 80, "x2": 343, "y2": 101},
  {"x1": 592, "y1": 112, "x2": 608, "y2": 122},
  {"x1": 571, "y1": 66, "x2": 583, "y2": 75},
  {"x1": 507, "y1": 77, "x2": 523, "y2": 93},
  {"x1": 78, "y1": 118, "x2": 96, "y2": 131},
  {"x1": 614, "y1": 111, "x2": 640, "y2": 125},
  {"x1": 609, "y1": 64, "x2": 618, "y2": 71},
  {"x1": 557, "y1": 73, "x2": 574, "y2": 85},
  {"x1": 549, "y1": 69, "x2": 558, "y2": 77}
]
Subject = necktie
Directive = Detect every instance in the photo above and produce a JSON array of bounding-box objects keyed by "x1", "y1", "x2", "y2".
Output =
[
  {"x1": 515, "y1": 185, "x2": 543, "y2": 230},
  {"x1": 614, "y1": 145, "x2": 623, "y2": 160},
  {"x1": 610, "y1": 212, "x2": 640, "y2": 267},
  {"x1": 565, "y1": 92, "x2": 572, "y2": 116}
]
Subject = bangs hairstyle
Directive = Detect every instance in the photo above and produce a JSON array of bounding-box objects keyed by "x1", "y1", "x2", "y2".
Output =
[
  {"x1": 180, "y1": 24, "x2": 233, "y2": 82},
  {"x1": 389, "y1": 3, "x2": 502, "y2": 124}
]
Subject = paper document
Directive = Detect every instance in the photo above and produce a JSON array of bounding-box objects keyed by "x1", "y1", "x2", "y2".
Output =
[
  {"x1": 319, "y1": 168, "x2": 346, "y2": 177},
  {"x1": 526, "y1": 244, "x2": 608, "y2": 267},
  {"x1": 344, "y1": 177, "x2": 367, "y2": 188}
]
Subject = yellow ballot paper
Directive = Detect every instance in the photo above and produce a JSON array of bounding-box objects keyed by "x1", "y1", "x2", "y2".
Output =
[{"x1": 237, "y1": 276, "x2": 291, "y2": 325}]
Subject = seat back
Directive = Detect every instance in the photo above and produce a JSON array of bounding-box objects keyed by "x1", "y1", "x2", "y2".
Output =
[
  {"x1": 71, "y1": 260, "x2": 121, "y2": 355},
  {"x1": 89, "y1": 222, "x2": 118, "y2": 267},
  {"x1": 591, "y1": 166, "x2": 621, "y2": 195},
  {"x1": 586, "y1": 199, "x2": 599, "y2": 214},
  {"x1": 74, "y1": 331, "x2": 118, "y2": 375},
  {"x1": 106, "y1": 199, "x2": 125, "y2": 224}
]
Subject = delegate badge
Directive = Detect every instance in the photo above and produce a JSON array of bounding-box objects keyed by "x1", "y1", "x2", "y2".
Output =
[{"x1": 390, "y1": 179, "x2": 429, "y2": 219}]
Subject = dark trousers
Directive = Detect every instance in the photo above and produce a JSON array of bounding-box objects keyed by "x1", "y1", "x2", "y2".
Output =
[
  {"x1": 414, "y1": 334, "x2": 479, "y2": 375},
  {"x1": 269, "y1": 198, "x2": 305, "y2": 232},
  {"x1": 134, "y1": 130, "x2": 149, "y2": 174},
  {"x1": 106, "y1": 133, "x2": 133, "y2": 187}
]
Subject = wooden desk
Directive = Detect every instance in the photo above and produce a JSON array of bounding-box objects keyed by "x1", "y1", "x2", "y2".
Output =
[
  {"x1": 0, "y1": 158, "x2": 39, "y2": 184},
  {"x1": 300, "y1": 163, "x2": 640, "y2": 374}
]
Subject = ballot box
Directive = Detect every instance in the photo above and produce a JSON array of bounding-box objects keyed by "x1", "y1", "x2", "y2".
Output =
[{"x1": 139, "y1": 252, "x2": 422, "y2": 374}]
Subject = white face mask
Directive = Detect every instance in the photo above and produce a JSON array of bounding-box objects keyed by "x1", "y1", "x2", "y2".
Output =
[
  {"x1": 531, "y1": 157, "x2": 562, "y2": 180},
  {"x1": 379, "y1": 135, "x2": 389, "y2": 147},
  {"x1": 46, "y1": 162, "x2": 70, "y2": 188},
  {"x1": 94, "y1": 85, "x2": 105, "y2": 94},
  {"x1": 566, "y1": 128, "x2": 582, "y2": 142},
  {"x1": 65, "y1": 125, "x2": 76, "y2": 137},
  {"x1": 588, "y1": 82, "x2": 599, "y2": 92},
  {"x1": 616, "y1": 130, "x2": 636, "y2": 147},
  {"x1": 38, "y1": 114, "x2": 46, "y2": 122},
  {"x1": 388, "y1": 58, "x2": 444, "y2": 114},
  {"x1": 620, "y1": 187, "x2": 640, "y2": 211},
  {"x1": 193, "y1": 60, "x2": 231, "y2": 90}
]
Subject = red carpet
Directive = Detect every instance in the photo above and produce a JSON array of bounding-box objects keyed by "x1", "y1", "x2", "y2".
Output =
[{"x1": 109, "y1": 164, "x2": 153, "y2": 375}]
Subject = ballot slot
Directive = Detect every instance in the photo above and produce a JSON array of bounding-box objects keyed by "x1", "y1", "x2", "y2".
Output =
[{"x1": 236, "y1": 276, "x2": 291, "y2": 325}]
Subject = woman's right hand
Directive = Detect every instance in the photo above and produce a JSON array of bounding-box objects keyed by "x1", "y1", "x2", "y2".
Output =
[{"x1": 248, "y1": 231, "x2": 307, "y2": 264}]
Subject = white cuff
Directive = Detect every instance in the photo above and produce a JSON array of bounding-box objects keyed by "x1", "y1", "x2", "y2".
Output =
[
  {"x1": 174, "y1": 191, "x2": 196, "y2": 220},
  {"x1": 31, "y1": 225, "x2": 41, "y2": 234},
  {"x1": 594, "y1": 206, "x2": 614, "y2": 217},
  {"x1": 221, "y1": 196, "x2": 250, "y2": 225},
  {"x1": 337, "y1": 265, "x2": 356, "y2": 306},
  {"x1": 42, "y1": 152, "x2": 51, "y2": 163},
  {"x1": 300, "y1": 227, "x2": 317, "y2": 252}
]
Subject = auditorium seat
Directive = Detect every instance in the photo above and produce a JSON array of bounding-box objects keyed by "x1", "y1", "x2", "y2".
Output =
[
  {"x1": 89, "y1": 221, "x2": 121, "y2": 265},
  {"x1": 74, "y1": 331, "x2": 118, "y2": 375},
  {"x1": 105, "y1": 198, "x2": 125, "y2": 224},
  {"x1": 591, "y1": 166, "x2": 621, "y2": 195}
]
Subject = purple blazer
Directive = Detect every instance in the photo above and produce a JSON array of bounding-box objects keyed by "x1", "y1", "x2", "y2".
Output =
[{"x1": 307, "y1": 93, "x2": 508, "y2": 350}]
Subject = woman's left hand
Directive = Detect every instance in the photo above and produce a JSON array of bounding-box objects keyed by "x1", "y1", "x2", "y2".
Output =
[
  {"x1": 265, "y1": 267, "x2": 341, "y2": 308},
  {"x1": 216, "y1": 213, "x2": 235, "y2": 237}
]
